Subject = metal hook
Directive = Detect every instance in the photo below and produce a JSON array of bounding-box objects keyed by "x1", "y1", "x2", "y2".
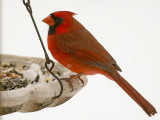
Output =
[
  {"x1": 22, "y1": 0, "x2": 63, "y2": 99},
  {"x1": 23, "y1": 0, "x2": 32, "y2": 13},
  {"x1": 45, "y1": 60, "x2": 55, "y2": 71},
  {"x1": 23, "y1": 0, "x2": 30, "y2": 4}
]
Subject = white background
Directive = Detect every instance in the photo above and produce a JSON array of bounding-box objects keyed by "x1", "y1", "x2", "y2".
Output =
[{"x1": 1, "y1": 0, "x2": 160, "y2": 120}]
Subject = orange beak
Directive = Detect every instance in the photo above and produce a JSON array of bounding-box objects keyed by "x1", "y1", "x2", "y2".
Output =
[{"x1": 42, "y1": 15, "x2": 55, "y2": 26}]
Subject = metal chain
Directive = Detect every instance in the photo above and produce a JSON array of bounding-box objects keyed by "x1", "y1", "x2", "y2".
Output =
[{"x1": 22, "y1": 0, "x2": 63, "y2": 99}]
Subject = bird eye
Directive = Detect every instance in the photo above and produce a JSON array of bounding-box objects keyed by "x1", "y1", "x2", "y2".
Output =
[
  {"x1": 50, "y1": 13, "x2": 54, "y2": 18},
  {"x1": 55, "y1": 17, "x2": 63, "y2": 24},
  {"x1": 50, "y1": 14, "x2": 63, "y2": 25}
]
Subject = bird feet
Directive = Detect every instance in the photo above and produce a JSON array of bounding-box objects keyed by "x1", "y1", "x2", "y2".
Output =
[{"x1": 60, "y1": 72, "x2": 84, "y2": 91}]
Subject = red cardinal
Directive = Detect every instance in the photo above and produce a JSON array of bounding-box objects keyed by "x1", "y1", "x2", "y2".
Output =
[{"x1": 43, "y1": 11, "x2": 157, "y2": 116}]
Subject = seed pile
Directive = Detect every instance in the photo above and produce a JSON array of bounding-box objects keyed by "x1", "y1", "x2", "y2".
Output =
[
  {"x1": 0, "y1": 62, "x2": 61, "y2": 91},
  {"x1": 0, "y1": 62, "x2": 27, "y2": 91}
]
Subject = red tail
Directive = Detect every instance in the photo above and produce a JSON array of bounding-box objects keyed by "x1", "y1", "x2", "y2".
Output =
[{"x1": 109, "y1": 73, "x2": 157, "y2": 116}]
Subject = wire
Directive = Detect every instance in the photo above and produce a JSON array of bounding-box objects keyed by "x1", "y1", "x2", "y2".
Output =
[{"x1": 22, "y1": 0, "x2": 63, "y2": 99}]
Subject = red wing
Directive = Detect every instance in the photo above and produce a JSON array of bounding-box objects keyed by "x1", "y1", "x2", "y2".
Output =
[{"x1": 56, "y1": 29, "x2": 122, "y2": 72}]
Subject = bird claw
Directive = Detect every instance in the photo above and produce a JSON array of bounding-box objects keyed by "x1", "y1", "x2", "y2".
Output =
[{"x1": 60, "y1": 72, "x2": 84, "y2": 92}]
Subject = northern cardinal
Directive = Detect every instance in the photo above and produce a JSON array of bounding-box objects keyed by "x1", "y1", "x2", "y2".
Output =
[{"x1": 43, "y1": 11, "x2": 157, "y2": 116}]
